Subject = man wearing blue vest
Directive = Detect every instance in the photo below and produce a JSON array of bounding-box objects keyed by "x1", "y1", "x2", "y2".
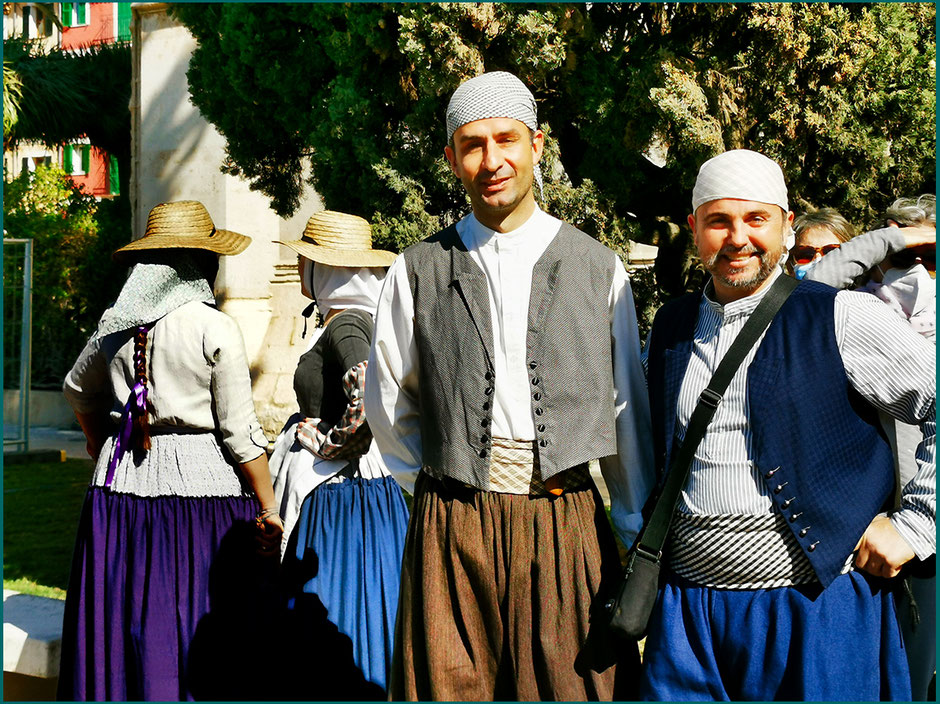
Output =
[
  {"x1": 641, "y1": 149, "x2": 935, "y2": 701},
  {"x1": 365, "y1": 72, "x2": 654, "y2": 700}
]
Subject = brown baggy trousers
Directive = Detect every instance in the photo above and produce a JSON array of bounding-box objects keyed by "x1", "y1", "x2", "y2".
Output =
[{"x1": 389, "y1": 472, "x2": 639, "y2": 701}]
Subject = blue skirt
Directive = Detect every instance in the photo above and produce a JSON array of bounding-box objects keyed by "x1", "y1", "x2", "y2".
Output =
[{"x1": 281, "y1": 474, "x2": 409, "y2": 698}]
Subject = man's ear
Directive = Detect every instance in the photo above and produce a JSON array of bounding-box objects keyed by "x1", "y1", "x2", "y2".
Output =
[
  {"x1": 444, "y1": 145, "x2": 459, "y2": 178},
  {"x1": 531, "y1": 129, "x2": 545, "y2": 164}
]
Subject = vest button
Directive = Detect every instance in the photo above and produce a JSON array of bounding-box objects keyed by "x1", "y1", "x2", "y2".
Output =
[
  {"x1": 533, "y1": 392, "x2": 542, "y2": 401},
  {"x1": 537, "y1": 424, "x2": 546, "y2": 432},
  {"x1": 531, "y1": 377, "x2": 540, "y2": 386},
  {"x1": 484, "y1": 387, "x2": 494, "y2": 396},
  {"x1": 485, "y1": 371, "x2": 493, "y2": 381},
  {"x1": 479, "y1": 448, "x2": 487, "y2": 458},
  {"x1": 808, "y1": 541, "x2": 820, "y2": 552},
  {"x1": 799, "y1": 526, "x2": 811, "y2": 537},
  {"x1": 765, "y1": 467, "x2": 780, "y2": 478},
  {"x1": 529, "y1": 361, "x2": 538, "y2": 369},
  {"x1": 534, "y1": 407, "x2": 543, "y2": 416},
  {"x1": 480, "y1": 434, "x2": 489, "y2": 443},
  {"x1": 781, "y1": 497, "x2": 795, "y2": 509},
  {"x1": 481, "y1": 418, "x2": 489, "y2": 427},
  {"x1": 773, "y1": 481, "x2": 788, "y2": 494},
  {"x1": 539, "y1": 439, "x2": 548, "y2": 447},
  {"x1": 482, "y1": 402, "x2": 490, "y2": 410},
  {"x1": 789, "y1": 512, "x2": 803, "y2": 522}
]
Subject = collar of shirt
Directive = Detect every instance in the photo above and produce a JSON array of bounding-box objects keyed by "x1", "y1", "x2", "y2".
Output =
[
  {"x1": 702, "y1": 266, "x2": 785, "y2": 322},
  {"x1": 457, "y1": 206, "x2": 561, "y2": 254}
]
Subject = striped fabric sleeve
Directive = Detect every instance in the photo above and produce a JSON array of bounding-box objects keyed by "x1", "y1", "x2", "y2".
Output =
[{"x1": 834, "y1": 290, "x2": 936, "y2": 559}]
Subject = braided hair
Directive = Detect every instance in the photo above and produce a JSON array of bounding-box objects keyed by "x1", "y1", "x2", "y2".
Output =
[{"x1": 131, "y1": 325, "x2": 152, "y2": 451}]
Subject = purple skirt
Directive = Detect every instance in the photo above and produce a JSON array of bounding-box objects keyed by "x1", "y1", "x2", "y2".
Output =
[{"x1": 57, "y1": 486, "x2": 275, "y2": 701}]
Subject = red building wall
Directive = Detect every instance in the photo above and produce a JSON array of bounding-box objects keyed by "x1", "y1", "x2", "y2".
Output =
[
  {"x1": 61, "y1": 3, "x2": 116, "y2": 50},
  {"x1": 66, "y1": 145, "x2": 111, "y2": 196}
]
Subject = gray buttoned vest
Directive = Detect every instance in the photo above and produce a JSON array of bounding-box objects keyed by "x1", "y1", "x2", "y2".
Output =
[{"x1": 402, "y1": 222, "x2": 619, "y2": 489}]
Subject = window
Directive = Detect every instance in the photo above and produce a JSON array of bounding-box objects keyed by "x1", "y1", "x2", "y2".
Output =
[
  {"x1": 108, "y1": 156, "x2": 120, "y2": 195},
  {"x1": 63, "y1": 145, "x2": 89, "y2": 175},
  {"x1": 62, "y1": 2, "x2": 88, "y2": 28},
  {"x1": 117, "y1": 3, "x2": 131, "y2": 41}
]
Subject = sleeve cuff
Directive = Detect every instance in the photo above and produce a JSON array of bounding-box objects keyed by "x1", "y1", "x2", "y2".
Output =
[{"x1": 890, "y1": 510, "x2": 936, "y2": 561}]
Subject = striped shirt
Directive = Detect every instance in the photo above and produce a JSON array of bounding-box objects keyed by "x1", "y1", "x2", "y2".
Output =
[{"x1": 649, "y1": 268, "x2": 936, "y2": 587}]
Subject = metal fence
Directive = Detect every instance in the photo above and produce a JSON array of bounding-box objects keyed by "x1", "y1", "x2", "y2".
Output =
[{"x1": 4, "y1": 239, "x2": 33, "y2": 451}]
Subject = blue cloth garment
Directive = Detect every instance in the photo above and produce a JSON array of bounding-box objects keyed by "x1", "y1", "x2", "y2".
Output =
[
  {"x1": 282, "y1": 475, "x2": 409, "y2": 697},
  {"x1": 639, "y1": 571, "x2": 911, "y2": 701}
]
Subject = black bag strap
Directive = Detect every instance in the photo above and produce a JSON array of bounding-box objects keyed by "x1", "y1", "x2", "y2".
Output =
[{"x1": 635, "y1": 274, "x2": 799, "y2": 559}]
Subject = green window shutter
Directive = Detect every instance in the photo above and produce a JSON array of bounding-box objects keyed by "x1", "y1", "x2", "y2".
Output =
[
  {"x1": 109, "y1": 155, "x2": 120, "y2": 195},
  {"x1": 62, "y1": 3, "x2": 72, "y2": 27},
  {"x1": 63, "y1": 145, "x2": 73, "y2": 173},
  {"x1": 117, "y1": 2, "x2": 131, "y2": 41},
  {"x1": 75, "y1": 3, "x2": 86, "y2": 25},
  {"x1": 81, "y1": 145, "x2": 90, "y2": 173}
]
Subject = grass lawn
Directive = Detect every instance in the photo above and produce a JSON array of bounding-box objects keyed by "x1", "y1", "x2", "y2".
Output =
[{"x1": 4, "y1": 457, "x2": 92, "y2": 599}]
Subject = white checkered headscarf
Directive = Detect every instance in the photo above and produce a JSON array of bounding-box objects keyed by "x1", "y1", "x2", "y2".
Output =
[
  {"x1": 692, "y1": 149, "x2": 789, "y2": 214},
  {"x1": 446, "y1": 71, "x2": 543, "y2": 199}
]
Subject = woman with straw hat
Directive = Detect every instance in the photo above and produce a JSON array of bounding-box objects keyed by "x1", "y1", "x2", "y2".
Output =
[
  {"x1": 270, "y1": 210, "x2": 408, "y2": 698},
  {"x1": 57, "y1": 201, "x2": 283, "y2": 701}
]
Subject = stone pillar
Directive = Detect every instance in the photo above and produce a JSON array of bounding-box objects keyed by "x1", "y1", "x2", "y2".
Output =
[{"x1": 130, "y1": 3, "x2": 321, "y2": 438}]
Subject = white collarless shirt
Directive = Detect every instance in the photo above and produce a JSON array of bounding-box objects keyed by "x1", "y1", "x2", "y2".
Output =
[
  {"x1": 366, "y1": 207, "x2": 655, "y2": 545},
  {"x1": 458, "y1": 208, "x2": 560, "y2": 440}
]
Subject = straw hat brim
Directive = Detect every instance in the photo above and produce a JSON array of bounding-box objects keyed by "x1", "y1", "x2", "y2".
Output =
[
  {"x1": 276, "y1": 239, "x2": 398, "y2": 268},
  {"x1": 112, "y1": 229, "x2": 251, "y2": 263}
]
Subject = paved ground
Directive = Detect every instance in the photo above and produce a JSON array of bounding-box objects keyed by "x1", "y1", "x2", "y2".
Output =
[{"x1": 3, "y1": 426, "x2": 88, "y2": 461}]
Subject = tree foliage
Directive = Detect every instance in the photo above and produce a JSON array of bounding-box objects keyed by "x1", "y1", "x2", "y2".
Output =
[
  {"x1": 3, "y1": 165, "x2": 129, "y2": 388},
  {"x1": 3, "y1": 36, "x2": 132, "y2": 193},
  {"x1": 172, "y1": 3, "x2": 935, "y2": 293}
]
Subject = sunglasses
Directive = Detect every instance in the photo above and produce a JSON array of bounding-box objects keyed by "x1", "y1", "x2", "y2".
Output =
[
  {"x1": 791, "y1": 244, "x2": 841, "y2": 265},
  {"x1": 889, "y1": 243, "x2": 936, "y2": 273}
]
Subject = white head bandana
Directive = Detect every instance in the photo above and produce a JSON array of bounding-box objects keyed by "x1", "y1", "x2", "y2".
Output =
[
  {"x1": 692, "y1": 149, "x2": 789, "y2": 214},
  {"x1": 446, "y1": 71, "x2": 543, "y2": 199},
  {"x1": 305, "y1": 262, "x2": 386, "y2": 318}
]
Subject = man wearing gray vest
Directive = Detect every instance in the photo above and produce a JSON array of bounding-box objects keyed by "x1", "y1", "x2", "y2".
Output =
[{"x1": 365, "y1": 71, "x2": 654, "y2": 700}]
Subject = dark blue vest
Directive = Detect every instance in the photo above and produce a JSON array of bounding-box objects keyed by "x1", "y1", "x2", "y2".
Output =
[{"x1": 647, "y1": 280, "x2": 894, "y2": 587}]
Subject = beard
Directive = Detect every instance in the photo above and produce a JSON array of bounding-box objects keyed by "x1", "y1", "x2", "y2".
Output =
[{"x1": 704, "y1": 242, "x2": 784, "y2": 291}]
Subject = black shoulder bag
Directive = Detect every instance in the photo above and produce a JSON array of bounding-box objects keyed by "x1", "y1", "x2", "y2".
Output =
[{"x1": 605, "y1": 274, "x2": 799, "y2": 640}]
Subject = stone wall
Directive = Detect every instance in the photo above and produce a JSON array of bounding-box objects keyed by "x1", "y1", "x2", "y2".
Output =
[{"x1": 130, "y1": 4, "x2": 321, "y2": 439}]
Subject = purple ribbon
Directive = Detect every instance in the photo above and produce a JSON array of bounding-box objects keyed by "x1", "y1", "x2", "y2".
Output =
[{"x1": 104, "y1": 325, "x2": 151, "y2": 487}]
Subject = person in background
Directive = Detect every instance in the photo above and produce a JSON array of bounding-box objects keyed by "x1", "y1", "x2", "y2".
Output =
[
  {"x1": 807, "y1": 195, "x2": 935, "y2": 340},
  {"x1": 269, "y1": 210, "x2": 409, "y2": 699},
  {"x1": 805, "y1": 194, "x2": 936, "y2": 701},
  {"x1": 58, "y1": 201, "x2": 282, "y2": 701},
  {"x1": 786, "y1": 207, "x2": 856, "y2": 279}
]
